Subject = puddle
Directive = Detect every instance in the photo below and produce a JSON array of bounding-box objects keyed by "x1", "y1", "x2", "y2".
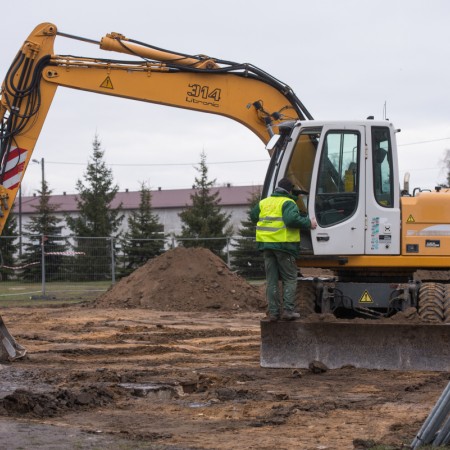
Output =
[
  {"x1": 118, "y1": 383, "x2": 183, "y2": 400},
  {"x1": 187, "y1": 402, "x2": 211, "y2": 408},
  {"x1": 0, "y1": 366, "x2": 54, "y2": 400},
  {"x1": 0, "y1": 418, "x2": 142, "y2": 449}
]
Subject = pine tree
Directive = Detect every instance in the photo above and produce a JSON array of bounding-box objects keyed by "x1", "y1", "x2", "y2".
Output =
[
  {"x1": 230, "y1": 190, "x2": 265, "y2": 279},
  {"x1": 0, "y1": 210, "x2": 19, "y2": 281},
  {"x1": 120, "y1": 182, "x2": 164, "y2": 276},
  {"x1": 65, "y1": 135, "x2": 124, "y2": 281},
  {"x1": 178, "y1": 151, "x2": 232, "y2": 258},
  {"x1": 20, "y1": 180, "x2": 67, "y2": 281}
]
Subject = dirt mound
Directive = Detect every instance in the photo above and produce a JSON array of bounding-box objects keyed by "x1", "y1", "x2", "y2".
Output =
[
  {"x1": 0, "y1": 387, "x2": 116, "y2": 418},
  {"x1": 94, "y1": 247, "x2": 265, "y2": 312}
]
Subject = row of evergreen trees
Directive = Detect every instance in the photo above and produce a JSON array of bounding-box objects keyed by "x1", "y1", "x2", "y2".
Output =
[{"x1": 0, "y1": 136, "x2": 264, "y2": 281}]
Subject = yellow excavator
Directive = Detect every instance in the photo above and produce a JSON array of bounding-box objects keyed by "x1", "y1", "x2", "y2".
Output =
[{"x1": 0, "y1": 23, "x2": 449, "y2": 369}]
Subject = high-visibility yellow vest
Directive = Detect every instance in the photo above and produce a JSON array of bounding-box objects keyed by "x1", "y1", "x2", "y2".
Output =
[{"x1": 256, "y1": 196, "x2": 300, "y2": 243}]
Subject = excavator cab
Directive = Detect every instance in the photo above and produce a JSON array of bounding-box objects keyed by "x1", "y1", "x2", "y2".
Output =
[{"x1": 265, "y1": 119, "x2": 401, "y2": 257}]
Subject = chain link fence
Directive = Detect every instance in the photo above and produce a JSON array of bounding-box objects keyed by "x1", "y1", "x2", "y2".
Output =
[{"x1": 0, "y1": 235, "x2": 264, "y2": 301}]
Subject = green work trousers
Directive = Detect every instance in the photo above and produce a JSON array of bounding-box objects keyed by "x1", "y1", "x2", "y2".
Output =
[{"x1": 263, "y1": 249, "x2": 298, "y2": 316}]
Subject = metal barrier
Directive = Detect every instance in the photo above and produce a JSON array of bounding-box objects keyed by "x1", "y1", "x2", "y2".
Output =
[
  {"x1": 0, "y1": 234, "x2": 264, "y2": 299},
  {"x1": 411, "y1": 381, "x2": 450, "y2": 447}
]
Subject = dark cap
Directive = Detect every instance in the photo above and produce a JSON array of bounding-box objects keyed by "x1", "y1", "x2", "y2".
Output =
[{"x1": 277, "y1": 178, "x2": 293, "y2": 192}]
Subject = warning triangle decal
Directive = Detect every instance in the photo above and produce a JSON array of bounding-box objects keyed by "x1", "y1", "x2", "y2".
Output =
[
  {"x1": 359, "y1": 290, "x2": 374, "y2": 303},
  {"x1": 100, "y1": 76, "x2": 114, "y2": 89}
]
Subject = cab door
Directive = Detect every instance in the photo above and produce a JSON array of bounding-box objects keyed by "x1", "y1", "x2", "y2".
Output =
[
  {"x1": 309, "y1": 125, "x2": 366, "y2": 255},
  {"x1": 363, "y1": 125, "x2": 400, "y2": 255}
]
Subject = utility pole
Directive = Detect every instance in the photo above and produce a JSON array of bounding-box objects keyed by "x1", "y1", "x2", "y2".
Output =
[
  {"x1": 32, "y1": 157, "x2": 45, "y2": 191},
  {"x1": 31, "y1": 157, "x2": 47, "y2": 297},
  {"x1": 18, "y1": 186, "x2": 22, "y2": 257}
]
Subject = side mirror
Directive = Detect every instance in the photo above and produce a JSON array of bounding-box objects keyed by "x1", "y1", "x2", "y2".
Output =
[{"x1": 265, "y1": 134, "x2": 281, "y2": 152}]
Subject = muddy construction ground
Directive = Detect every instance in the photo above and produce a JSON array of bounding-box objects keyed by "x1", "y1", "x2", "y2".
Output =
[{"x1": 1, "y1": 248, "x2": 449, "y2": 449}]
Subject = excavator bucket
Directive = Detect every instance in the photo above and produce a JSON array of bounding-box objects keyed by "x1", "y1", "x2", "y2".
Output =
[
  {"x1": 260, "y1": 320, "x2": 450, "y2": 371},
  {"x1": 0, "y1": 315, "x2": 26, "y2": 362}
]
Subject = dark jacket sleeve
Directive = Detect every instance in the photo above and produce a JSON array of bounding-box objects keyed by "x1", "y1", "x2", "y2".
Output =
[
  {"x1": 250, "y1": 203, "x2": 261, "y2": 225},
  {"x1": 282, "y1": 200, "x2": 311, "y2": 230}
]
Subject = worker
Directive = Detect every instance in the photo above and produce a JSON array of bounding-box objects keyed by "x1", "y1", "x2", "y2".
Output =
[{"x1": 251, "y1": 178, "x2": 317, "y2": 321}]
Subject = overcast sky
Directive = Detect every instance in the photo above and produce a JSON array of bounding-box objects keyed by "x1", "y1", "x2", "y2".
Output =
[{"x1": 2, "y1": 0, "x2": 450, "y2": 196}]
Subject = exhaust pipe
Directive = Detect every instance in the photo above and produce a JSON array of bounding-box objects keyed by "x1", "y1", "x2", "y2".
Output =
[{"x1": 0, "y1": 315, "x2": 26, "y2": 361}]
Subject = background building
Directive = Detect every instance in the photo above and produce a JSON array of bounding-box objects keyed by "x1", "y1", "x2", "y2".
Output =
[{"x1": 17, "y1": 185, "x2": 262, "y2": 237}]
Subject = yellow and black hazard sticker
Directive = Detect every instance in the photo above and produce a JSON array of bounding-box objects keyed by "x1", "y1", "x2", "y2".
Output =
[
  {"x1": 100, "y1": 76, "x2": 114, "y2": 89},
  {"x1": 406, "y1": 214, "x2": 415, "y2": 223},
  {"x1": 359, "y1": 290, "x2": 374, "y2": 303}
]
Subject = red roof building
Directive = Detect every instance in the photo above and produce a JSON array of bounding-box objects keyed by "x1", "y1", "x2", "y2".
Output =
[{"x1": 18, "y1": 185, "x2": 262, "y2": 237}]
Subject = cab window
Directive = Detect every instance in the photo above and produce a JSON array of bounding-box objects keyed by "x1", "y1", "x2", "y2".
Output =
[
  {"x1": 284, "y1": 127, "x2": 321, "y2": 212},
  {"x1": 372, "y1": 127, "x2": 393, "y2": 207},
  {"x1": 315, "y1": 130, "x2": 360, "y2": 227}
]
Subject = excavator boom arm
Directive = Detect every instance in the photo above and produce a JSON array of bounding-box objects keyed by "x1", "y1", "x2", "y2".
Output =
[
  {"x1": 42, "y1": 57, "x2": 302, "y2": 141},
  {"x1": 0, "y1": 22, "x2": 312, "y2": 235}
]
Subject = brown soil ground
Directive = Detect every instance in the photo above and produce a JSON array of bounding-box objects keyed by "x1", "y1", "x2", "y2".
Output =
[{"x1": 1, "y1": 247, "x2": 449, "y2": 449}]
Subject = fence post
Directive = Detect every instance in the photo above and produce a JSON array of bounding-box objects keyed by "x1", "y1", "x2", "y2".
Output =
[
  {"x1": 110, "y1": 237, "x2": 116, "y2": 284},
  {"x1": 41, "y1": 234, "x2": 46, "y2": 296}
]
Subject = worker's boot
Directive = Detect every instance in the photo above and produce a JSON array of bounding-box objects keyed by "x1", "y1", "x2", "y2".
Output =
[
  {"x1": 267, "y1": 314, "x2": 280, "y2": 322},
  {"x1": 281, "y1": 310, "x2": 300, "y2": 320}
]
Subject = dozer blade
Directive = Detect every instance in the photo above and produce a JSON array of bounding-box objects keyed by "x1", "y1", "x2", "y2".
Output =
[
  {"x1": 260, "y1": 320, "x2": 450, "y2": 371},
  {"x1": 0, "y1": 315, "x2": 26, "y2": 362}
]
